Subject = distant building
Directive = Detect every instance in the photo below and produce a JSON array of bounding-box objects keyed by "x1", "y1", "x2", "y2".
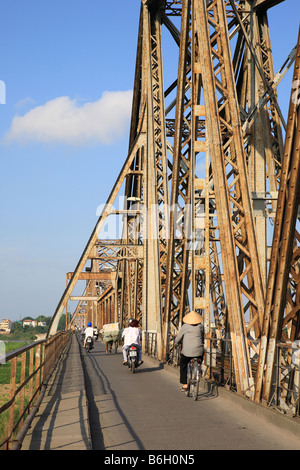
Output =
[
  {"x1": 22, "y1": 320, "x2": 37, "y2": 328},
  {"x1": 0, "y1": 319, "x2": 13, "y2": 333}
]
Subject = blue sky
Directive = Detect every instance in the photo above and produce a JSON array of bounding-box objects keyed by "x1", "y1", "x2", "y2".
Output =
[{"x1": 0, "y1": 0, "x2": 299, "y2": 321}]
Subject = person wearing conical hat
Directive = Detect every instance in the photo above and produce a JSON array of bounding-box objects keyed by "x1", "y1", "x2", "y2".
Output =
[{"x1": 175, "y1": 310, "x2": 204, "y2": 391}]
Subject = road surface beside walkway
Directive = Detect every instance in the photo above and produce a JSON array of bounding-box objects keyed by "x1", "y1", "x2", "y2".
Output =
[{"x1": 81, "y1": 338, "x2": 300, "y2": 451}]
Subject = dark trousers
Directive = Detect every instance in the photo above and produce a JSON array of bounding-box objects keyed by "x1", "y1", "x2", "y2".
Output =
[{"x1": 180, "y1": 353, "x2": 203, "y2": 384}]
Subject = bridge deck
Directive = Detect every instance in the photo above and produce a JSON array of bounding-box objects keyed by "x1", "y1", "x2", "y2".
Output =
[{"x1": 22, "y1": 334, "x2": 300, "y2": 451}]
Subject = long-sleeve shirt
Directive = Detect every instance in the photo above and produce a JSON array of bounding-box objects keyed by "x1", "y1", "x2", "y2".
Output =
[
  {"x1": 121, "y1": 327, "x2": 141, "y2": 346},
  {"x1": 175, "y1": 323, "x2": 204, "y2": 357}
]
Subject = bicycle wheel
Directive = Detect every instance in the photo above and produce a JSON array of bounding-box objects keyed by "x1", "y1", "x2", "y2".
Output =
[
  {"x1": 193, "y1": 365, "x2": 200, "y2": 400},
  {"x1": 191, "y1": 362, "x2": 197, "y2": 399},
  {"x1": 186, "y1": 362, "x2": 192, "y2": 397}
]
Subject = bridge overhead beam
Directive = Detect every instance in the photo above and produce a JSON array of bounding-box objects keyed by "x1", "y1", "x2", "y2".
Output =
[
  {"x1": 66, "y1": 272, "x2": 115, "y2": 281},
  {"x1": 253, "y1": 0, "x2": 286, "y2": 11}
]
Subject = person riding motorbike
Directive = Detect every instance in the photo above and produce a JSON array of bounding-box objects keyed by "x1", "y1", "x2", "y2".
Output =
[
  {"x1": 84, "y1": 322, "x2": 95, "y2": 349},
  {"x1": 121, "y1": 319, "x2": 143, "y2": 366},
  {"x1": 80, "y1": 326, "x2": 85, "y2": 343},
  {"x1": 93, "y1": 326, "x2": 99, "y2": 341}
]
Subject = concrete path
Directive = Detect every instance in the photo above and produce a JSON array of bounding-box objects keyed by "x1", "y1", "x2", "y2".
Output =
[{"x1": 22, "y1": 334, "x2": 91, "y2": 450}]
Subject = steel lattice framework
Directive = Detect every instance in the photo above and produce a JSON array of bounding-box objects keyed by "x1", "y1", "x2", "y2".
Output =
[{"x1": 48, "y1": 0, "x2": 300, "y2": 411}]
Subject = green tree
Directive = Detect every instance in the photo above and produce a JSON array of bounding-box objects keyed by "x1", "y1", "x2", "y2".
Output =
[{"x1": 11, "y1": 322, "x2": 23, "y2": 334}]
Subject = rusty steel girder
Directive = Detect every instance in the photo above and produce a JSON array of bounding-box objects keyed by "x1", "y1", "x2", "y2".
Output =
[
  {"x1": 49, "y1": 0, "x2": 300, "y2": 410},
  {"x1": 255, "y1": 29, "x2": 300, "y2": 405}
]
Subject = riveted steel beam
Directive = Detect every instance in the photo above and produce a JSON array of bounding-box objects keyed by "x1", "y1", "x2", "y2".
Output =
[
  {"x1": 255, "y1": 28, "x2": 300, "y2": 404},
  {"x1": 50, "y1": 0, "x2": 300, "y2": 410}
]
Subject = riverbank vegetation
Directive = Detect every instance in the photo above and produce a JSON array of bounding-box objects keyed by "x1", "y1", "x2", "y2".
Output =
[{"x1": 0, "y1": 314, "x2": 67, "y2": 342}]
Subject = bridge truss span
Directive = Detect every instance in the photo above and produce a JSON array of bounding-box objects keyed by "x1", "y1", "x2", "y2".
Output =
[{"x1": 48, "y1": 0, "x2": 300, "y2": 415}]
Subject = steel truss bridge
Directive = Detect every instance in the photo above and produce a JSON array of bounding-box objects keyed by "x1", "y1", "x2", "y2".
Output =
[{"x1": 47, "y1": 0, "x2": 300, "y2": 413}]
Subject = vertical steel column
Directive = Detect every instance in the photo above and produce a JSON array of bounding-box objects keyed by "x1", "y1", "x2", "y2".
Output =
[
  {"x1": 164, "y1": 0, "x2": 193, "y2": 354},
  {"x1": 255, "y1": 29, "x2": 300, "y2": 403},
  {"x1": 194, "y1": 0, "x2": 265, "y2": 396},
  {"x1": 142, "y1": 2, "x2": 169, "y2": 358},
  {"x1": 122, "y1": 2, "x2": 169, "y2": 357}
]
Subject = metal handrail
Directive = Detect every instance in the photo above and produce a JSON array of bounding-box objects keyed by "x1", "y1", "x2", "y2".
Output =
[
  {"x1": 144, "y1": 331, "x2": 158, "y2": 359},
  {"x1": 270, "y1": 342, "x2": 300, "y2": 416},
  {"x1": 0, "y1": 330, "x2": 72, "y2": 450}
]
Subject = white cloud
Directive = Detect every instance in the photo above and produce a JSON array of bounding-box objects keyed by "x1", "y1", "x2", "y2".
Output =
[
  {"x1": 14, "y1": 96, "x2": 36, "y2": 110},
  {"x1": 5, "y1": 90, "x2": 133, "y2": 145}
]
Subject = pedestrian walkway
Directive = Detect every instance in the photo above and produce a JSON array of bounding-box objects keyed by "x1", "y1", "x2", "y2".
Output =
[{"x1": 22, "y1": 334, "x2": 91, "y2": 450}]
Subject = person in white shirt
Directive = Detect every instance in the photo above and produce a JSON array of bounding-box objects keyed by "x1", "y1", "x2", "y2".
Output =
[
  {"x1": 121, "y1": 319, "x2": 142, "y2": 365},
  {"x1": 84, "y1": 322, "x2": 95, "y2": 348}
]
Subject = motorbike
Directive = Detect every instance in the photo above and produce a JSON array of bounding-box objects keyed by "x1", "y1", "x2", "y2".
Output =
[
  {"x1": 127, "y1": 343, "x2": 139, "y2": 373},
  {"x1": 85, "y1": 336, "x2": 94, "y2": 353},
  {"x1": 93, "y1": 329, "x2": 99, "y2": 341}
]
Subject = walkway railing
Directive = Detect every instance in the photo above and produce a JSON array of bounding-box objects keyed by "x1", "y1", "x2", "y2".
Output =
[
  {"x1": 144, "y1": 331, "x2": 158, "y2": 359},
  {"x1": 271, "y1": 343, "x2": 300, "y2": 417},
  {"x1": 0, "y1": 330, "x2": 72, "y2": 450}
]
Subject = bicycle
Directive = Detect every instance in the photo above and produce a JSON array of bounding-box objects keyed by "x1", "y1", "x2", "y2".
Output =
[{"x1": 186, "y1": 358, "x2": 202, "y2": 400}]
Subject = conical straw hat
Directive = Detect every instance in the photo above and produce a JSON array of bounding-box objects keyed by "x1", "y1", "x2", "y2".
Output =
[{"x1": 183, "y1": 310, "x2": 204, "y2": 325}]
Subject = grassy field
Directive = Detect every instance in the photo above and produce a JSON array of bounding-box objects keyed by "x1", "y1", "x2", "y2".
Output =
[
  {"x1": 0, "y1": 342, "x2": 28, "y2": 384},
  {"x1": 0, "y1": 342, "x2": 31, "y2": 448}
]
